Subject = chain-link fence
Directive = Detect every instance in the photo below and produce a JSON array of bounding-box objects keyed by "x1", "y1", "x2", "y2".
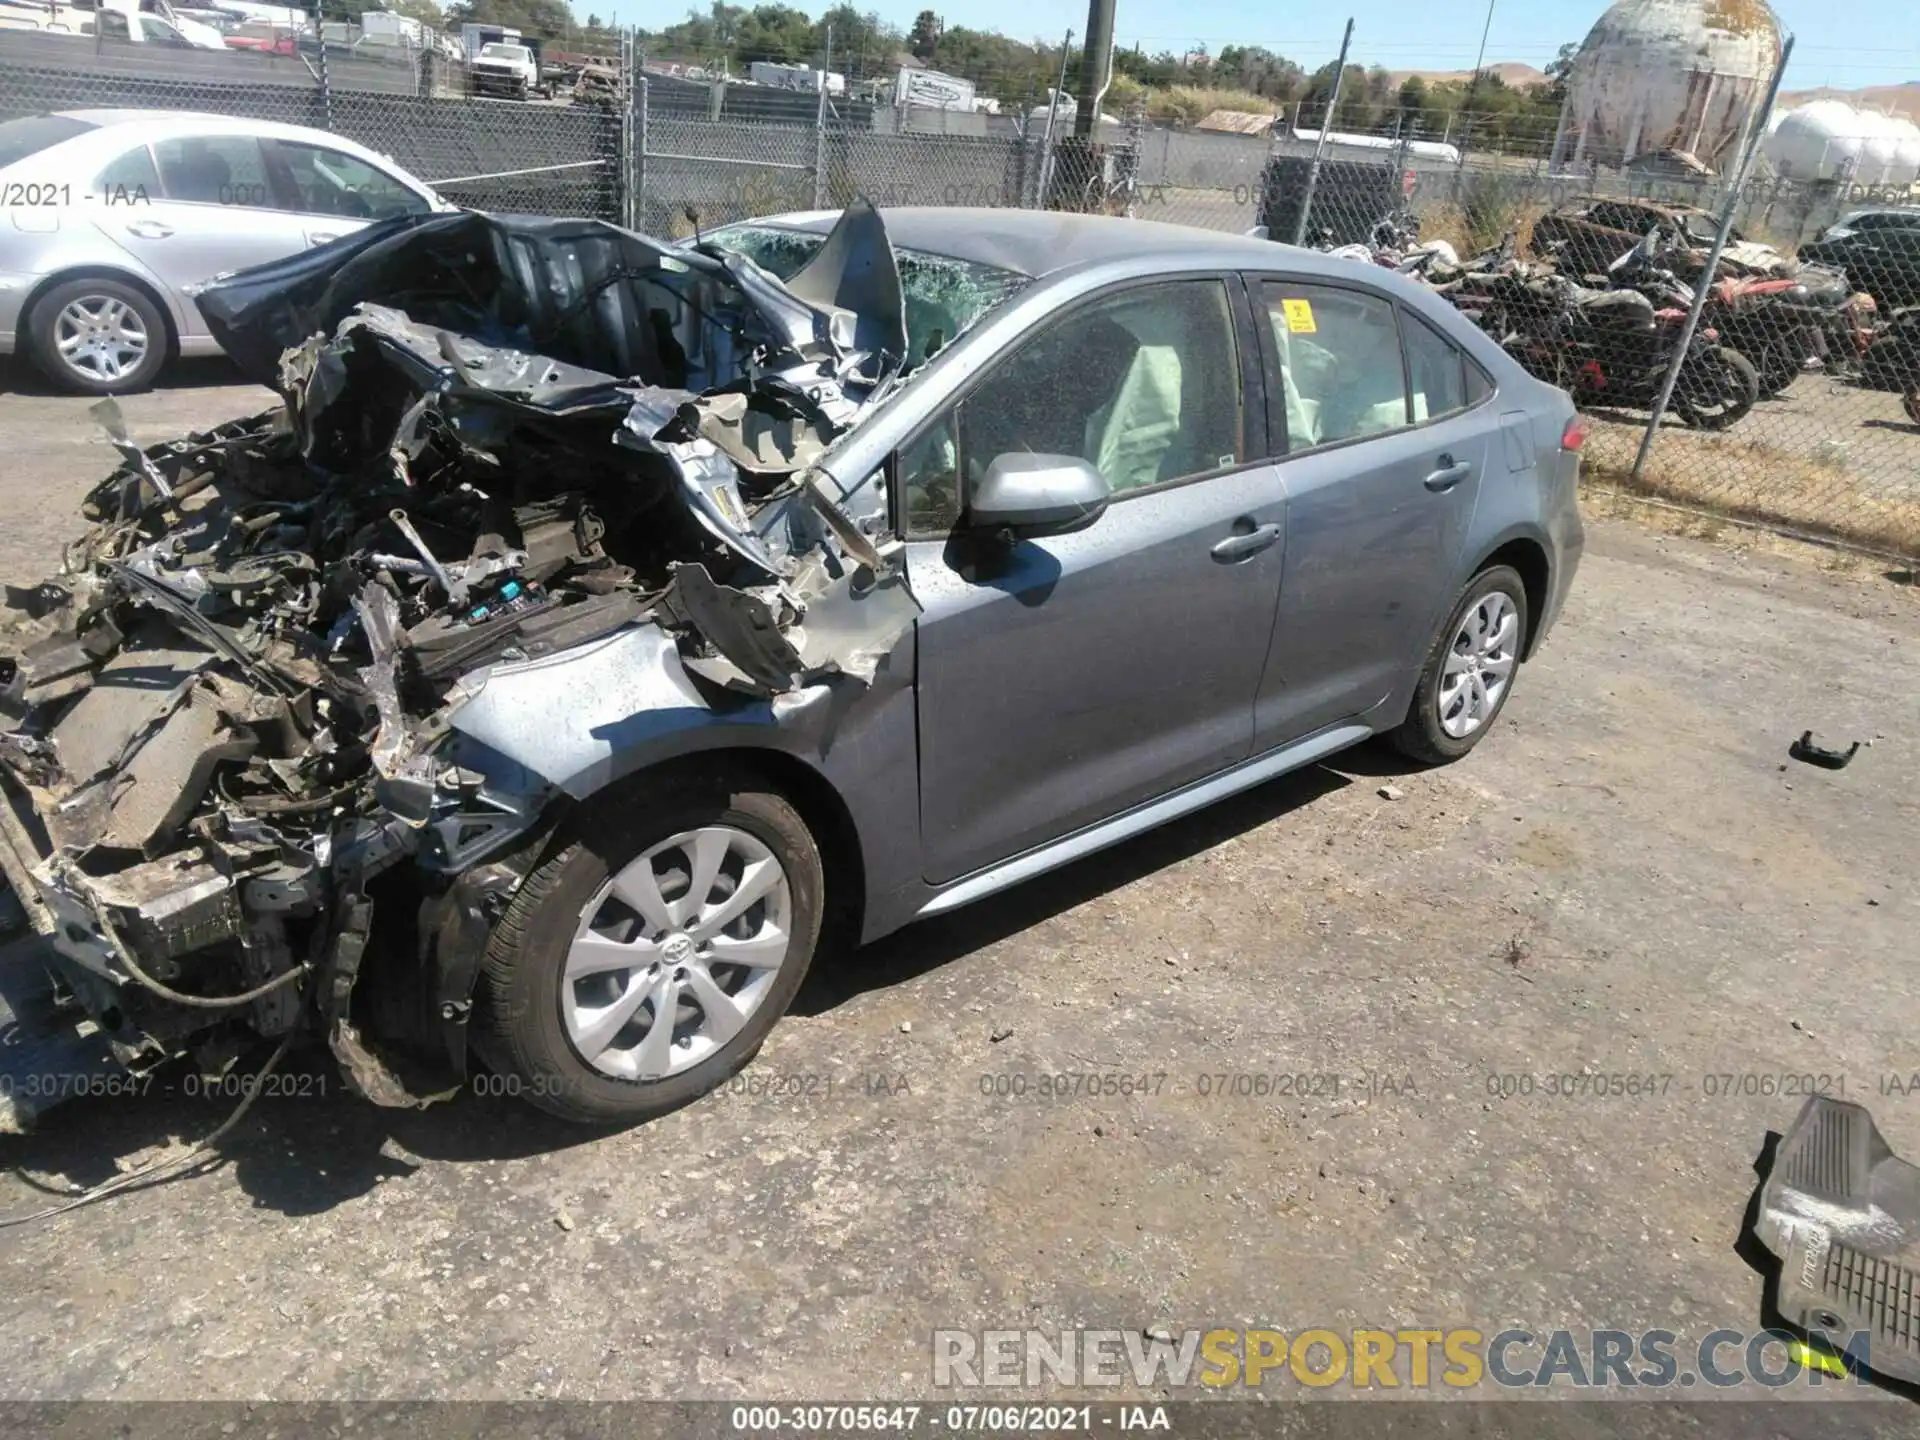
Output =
[
  {"x1": 3, "y1": 22, "x2": 1914, "y2": 560},
  {"x1": 0, "y1": 29, "x2": 624, "y2": 217}
]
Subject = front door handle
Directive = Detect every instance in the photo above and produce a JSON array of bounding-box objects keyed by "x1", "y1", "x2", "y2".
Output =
[
  {"x1": 308, "y1": 230, "x2": 344, "y2": 246},
  {"x1": 124, "y1": 220, "x2": 173, "y2": 239},
  {"x1": 1424, "y1": 457, "x2": 1474, "y2": 492},
  {"x1": 1210, "y1": 521, "x2": 1281, "y2": 562}
]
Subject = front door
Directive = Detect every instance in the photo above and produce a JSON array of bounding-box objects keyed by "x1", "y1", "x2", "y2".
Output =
[
  {"x1": 1247, "y1": 278, "x2": 1493, "y2": 745},
  {"x1": 902, "y1": 277, "x2": 1287, "y2": 885}
]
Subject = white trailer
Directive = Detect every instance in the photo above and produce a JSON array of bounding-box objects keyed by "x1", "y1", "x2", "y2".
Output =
[
  {"x1": 746, "y1": 61, "x2": 845, "y2": 95},
  {"x1": 895, "y1": 66, "x2": 975, "y2": 112}
]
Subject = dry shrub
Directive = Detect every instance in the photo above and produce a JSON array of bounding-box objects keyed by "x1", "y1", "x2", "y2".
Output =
[{"x1": 1580, "y1": 424, "x2": 1920, "y2": 560}]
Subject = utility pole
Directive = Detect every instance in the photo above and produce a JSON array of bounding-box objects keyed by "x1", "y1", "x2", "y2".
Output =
[
  {"x1": 1292, "y1": 18, "x2": 1352, "y2": 246},
  {"x1": 1073, "y1": 0, "x2": 1116, "y2": 139},
  {"x1": 1457, "y1": 0, "x2": 1496, "y2": 168}
]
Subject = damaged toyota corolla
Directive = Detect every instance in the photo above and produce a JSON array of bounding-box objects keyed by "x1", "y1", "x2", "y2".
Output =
[{"x1": 0, "y1": 202, "x2": 1583, "y2": 1128}]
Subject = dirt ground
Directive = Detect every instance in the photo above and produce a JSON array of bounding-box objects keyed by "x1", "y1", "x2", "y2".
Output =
[{"x1": 0, "y1": 362, "x2": 1917, "y2": 1411}]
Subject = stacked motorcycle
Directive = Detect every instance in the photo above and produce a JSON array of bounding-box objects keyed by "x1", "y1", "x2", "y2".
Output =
[{"x1": 1317, "y1": 214, "x2": 1920, "y2": 431}]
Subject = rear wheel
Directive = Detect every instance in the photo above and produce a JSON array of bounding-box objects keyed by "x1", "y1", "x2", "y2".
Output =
[
  {"x1": 28, "y1": 277, "x2": 167, "y2": 395},
  {"x1": 475, "y1": 768, "x2": 824, "y2": 1125},
  {"x1": 1754, "y1": 338, "x2": 1805, "y2": 398},
  {"x1": 1673, "y1": 345, "x2": 1758, "y2": 430},
  {"x1": 1389, "y1": 565, "x2": 1529, "y2": 766}
]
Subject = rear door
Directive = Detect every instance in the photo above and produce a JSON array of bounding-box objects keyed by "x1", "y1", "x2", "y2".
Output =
[
  {"x1": 96, "y1": 133, "x2": 308, "y2": 320},
  {"x1": 903, "y1": 276, "x2": 1287, "y2": 884},
  {"x1": 1247, "y1": 276, "x2": 1496, "y2": 746}
]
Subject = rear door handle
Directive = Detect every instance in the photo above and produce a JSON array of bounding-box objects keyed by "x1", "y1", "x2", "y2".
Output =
[
  {"x1": 124, "y1": 220, "x2": 173, "y2": 239},
  {"x1": 1424, "y1": 457, "x2": 1474, "y2": 492},
  {"x1": 1210, "y1": 521, "x2": 1281, "y2": 562},
  {"x1": 308, "y1": 230, "x2": 344, "y2": 246}
]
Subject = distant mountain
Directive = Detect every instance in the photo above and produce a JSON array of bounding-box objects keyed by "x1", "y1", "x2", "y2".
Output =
[
  {"x1": 1386, "y1": 63, "x2": 1549, "y2": 89},
  {"x1": 1778, "y1": 82, "x2": 1920, "y2": 120}
]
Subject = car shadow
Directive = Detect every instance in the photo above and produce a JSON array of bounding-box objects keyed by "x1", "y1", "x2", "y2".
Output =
[
  {"x1": 0, "y1": 355, "x2": 249, "y2": 397},
  {"x1": 794, "y1": 760, "x2": 1353, "y2": 1014},
  {"x1": 0, "y1": 761, "x2": 1358, "y2": 1219}
]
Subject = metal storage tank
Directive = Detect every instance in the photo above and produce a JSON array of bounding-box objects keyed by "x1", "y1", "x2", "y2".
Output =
[
  {"x1": 1549, "y1": 0, "x2": 1783, "y2": 171},
  {"x1": 1764, "y1": 101, "x2": 1920, "y2": 188}
]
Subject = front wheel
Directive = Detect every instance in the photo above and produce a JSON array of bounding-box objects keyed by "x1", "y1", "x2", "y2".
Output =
[
  {"x1": 1673, "y1": 346, "x2": 1758, "y2": 430},
  {"x1": 474, "y1": 768, "x2": 825, "y2": 1125},
  {"x1": 1389, "y1": 565, "x2": 1530, "y2": 766}
]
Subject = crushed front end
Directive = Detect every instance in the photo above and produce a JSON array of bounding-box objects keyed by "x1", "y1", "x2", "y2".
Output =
[{"x1": 0, "y1": 203, "x2": 925, "y2": 1127}]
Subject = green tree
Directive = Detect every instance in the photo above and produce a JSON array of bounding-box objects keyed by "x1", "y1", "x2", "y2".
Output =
[{"x1": 907, "y1": 8, "x2": 940, "y2": 62}]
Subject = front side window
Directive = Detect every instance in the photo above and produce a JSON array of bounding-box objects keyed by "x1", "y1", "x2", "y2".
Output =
[
  {"x1": 143, "y1": 15, "x2": 192, "y2": 45},
  {"x1": 1260, "y1": 281, "x2": 1408, "y2": 451},
  {"x1": 275, "y1": 140, "x2": 427, "y2": 219},
  {"x1": 153, "y1": 135, "x2": 273, "y2": 208},
  {"x1": 898, "y1": 279, "x2": 1243, "y2": 535}
]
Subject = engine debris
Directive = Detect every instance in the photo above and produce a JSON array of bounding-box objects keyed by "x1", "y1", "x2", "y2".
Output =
[{"x1": 0, "y1": 203, "x2": 928, "y2": 1111}]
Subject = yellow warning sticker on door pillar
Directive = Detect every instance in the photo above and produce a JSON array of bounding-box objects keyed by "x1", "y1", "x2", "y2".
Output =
[{"x1": 1282, "y1": 299, "x2": 1317, "y2": 334}]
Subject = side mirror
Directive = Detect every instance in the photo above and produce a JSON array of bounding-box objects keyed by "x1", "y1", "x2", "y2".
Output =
[{"x1": 968, "y1": 453, "x2": 1110, "y2": 536}]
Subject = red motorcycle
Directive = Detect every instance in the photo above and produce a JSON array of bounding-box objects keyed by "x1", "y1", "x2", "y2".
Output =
[{"x1": 1704, "y1": 268, "x2": 1878, "y2": 398}]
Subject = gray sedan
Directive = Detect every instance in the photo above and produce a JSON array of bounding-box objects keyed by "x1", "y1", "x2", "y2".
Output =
[
  {"x1": 0, "y1": 109, "x2": 445, "y2": 393},
  {"x1": 0, "y1": 206, "x2": 1582, "y2": 1129}
]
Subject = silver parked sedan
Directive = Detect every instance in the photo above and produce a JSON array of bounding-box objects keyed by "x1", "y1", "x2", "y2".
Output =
[
  {"x1": 0, "y1": 206, "x2": 1583, "y2": 1129},
  {"x1": 0, "y1": 109, "x2": 447, "y2": 392}
]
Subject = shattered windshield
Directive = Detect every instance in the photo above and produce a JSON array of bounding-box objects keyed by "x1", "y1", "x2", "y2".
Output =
[{"x1": 702, "y1": 224, "x2": 1028, "y2": 371}]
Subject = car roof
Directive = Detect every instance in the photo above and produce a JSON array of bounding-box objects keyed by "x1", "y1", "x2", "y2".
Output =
[
  {"x1": 1839, "y1": 206, "x2": 1920, "y2": 223},
  {"x1": 50, "y1": 109, "x2": 390, "y2": 152},
  {"x1": 747, "y1": 207, "x2": 1301, "y2": 279}
]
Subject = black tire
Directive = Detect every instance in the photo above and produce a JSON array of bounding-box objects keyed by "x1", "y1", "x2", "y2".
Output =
[
  {"x1": 1389, "y1": 565, "x2": 1530, "y2": 767},
  {"x1": 1904, "y1": 385, "x2": 1920, "y2": 428},
  {"x1": 474, "y1": 766, "x2": 825, "y2": 1126},
  {"x1": 1673, "y1": 346, "x2": 1758, "y2": 430},
  {"x1": 27, "y1": 276, "x2": 168, "y2": 395},
  {"x1": 1755, "y1": 339, "x2": 1804, "y2": 399}
]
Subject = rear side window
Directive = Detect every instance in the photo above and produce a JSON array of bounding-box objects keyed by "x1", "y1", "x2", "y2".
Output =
[
  {"x1": 96, "y1": 145, "x2": 160, "y2": 198},
  {"x1": 1403, "y1": 310, "x2": 1468, "y2": 421},
  {"x1": 153, "y1": 135, "x2": 275, "y2": 208},
  {"x1": 1260, "y1": 281, "x2": 1408, "y2": 451},
  {"x1": 0, "y1": 116, "x2": 96, "y2": 169}
]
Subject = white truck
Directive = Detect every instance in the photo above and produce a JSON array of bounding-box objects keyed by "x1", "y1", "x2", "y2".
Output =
[{"x1": 471, "y1": 39, "x2": 539, "y2": 98}]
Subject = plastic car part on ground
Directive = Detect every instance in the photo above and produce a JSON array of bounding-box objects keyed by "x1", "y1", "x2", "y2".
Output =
[
  {"x1": 1752, "y1": 1096, "x2": 1920, "y2": 1385},
  {"x1": 0, "y1": 202, "x2": 926, "y2": 1127}
]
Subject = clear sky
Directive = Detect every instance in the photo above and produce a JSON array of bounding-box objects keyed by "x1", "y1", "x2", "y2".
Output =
[{"x1": 612, "y1": 0, "x2": 1917, "y2": 93}]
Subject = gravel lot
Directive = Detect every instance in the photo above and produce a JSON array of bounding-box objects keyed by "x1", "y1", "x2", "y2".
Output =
[{"x1": 0, "y1": 365, "x2": 1917, "y2": 1415}]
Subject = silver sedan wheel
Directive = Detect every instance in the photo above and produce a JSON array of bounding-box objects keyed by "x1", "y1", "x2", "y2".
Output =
[
  {"x1": 54, "y1": 295, "x2": 150, "y2": 384},
  {"x1": 561, "y1": 826, "x2": 794, "y2": 1081},
  {"x1": 1437, "y1": 590, "x2": 1518, "y2": 740}
]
